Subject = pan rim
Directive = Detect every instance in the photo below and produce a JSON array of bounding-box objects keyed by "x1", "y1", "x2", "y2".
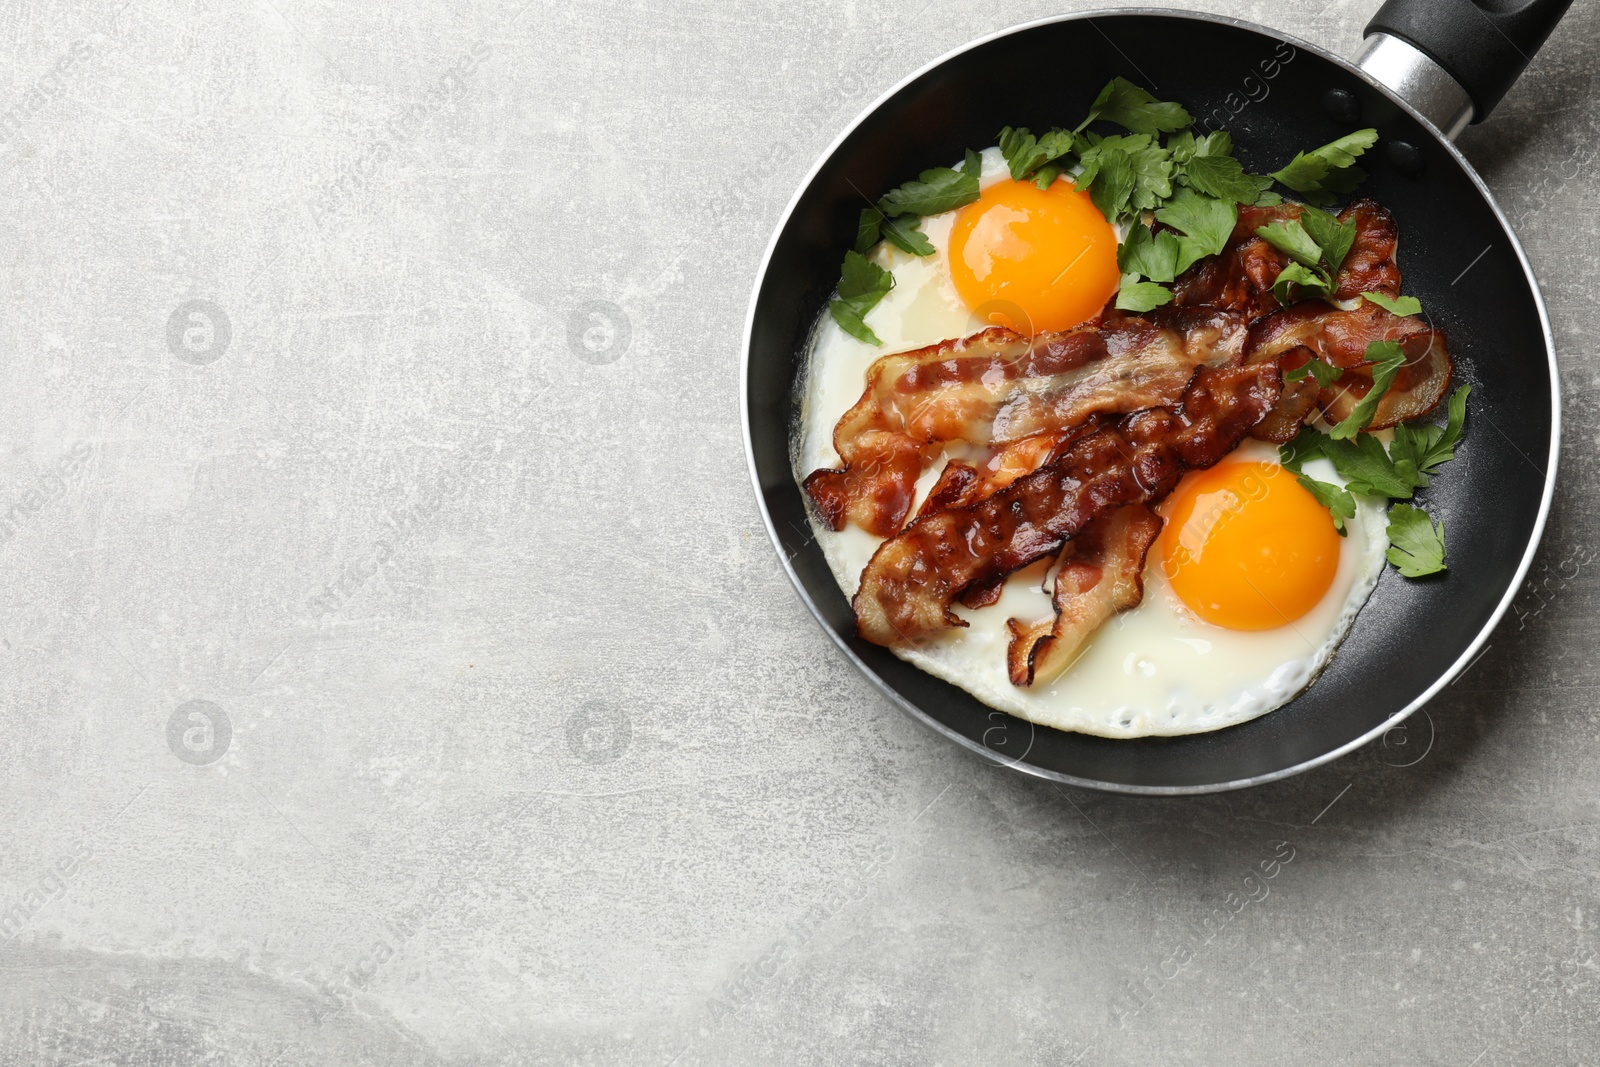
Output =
[{"x1": 739, "y1": 7, "x2": 1562, "y2": 795}]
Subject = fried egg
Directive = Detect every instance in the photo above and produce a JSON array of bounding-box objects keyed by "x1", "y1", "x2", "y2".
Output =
[{"x1": 796, "y1": 148, "x2": 1390, "y2": 738}]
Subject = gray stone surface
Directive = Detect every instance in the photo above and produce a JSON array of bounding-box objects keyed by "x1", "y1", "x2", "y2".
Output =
[{"x1": 1, "y1": 0, "x2": 1598, "y2": 1063}]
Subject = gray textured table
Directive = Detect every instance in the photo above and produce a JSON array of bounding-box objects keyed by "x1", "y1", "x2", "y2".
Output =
[{"x1": 2, "y1": 1, "x2": 1598, "y2": 1064}]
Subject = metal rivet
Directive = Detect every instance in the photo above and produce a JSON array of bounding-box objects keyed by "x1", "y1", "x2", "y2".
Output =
[
  {"x1": 1322, "y1": 88, "x2": 1361, "y2": 124},
  {"x1": 1387, "y1": 140, "x2": 1426, "y2": 177}
]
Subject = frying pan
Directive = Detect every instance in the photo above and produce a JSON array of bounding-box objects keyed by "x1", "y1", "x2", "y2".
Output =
[{"x1": 742, "y1": 0, "x2": 1570, "y2": 793}]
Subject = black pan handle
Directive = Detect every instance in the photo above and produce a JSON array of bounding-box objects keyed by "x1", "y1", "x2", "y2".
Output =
[{"x1": 1364, "y1": 0, "x2": 1576, "y2": 123}]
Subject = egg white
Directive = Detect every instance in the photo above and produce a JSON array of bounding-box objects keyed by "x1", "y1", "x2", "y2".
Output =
[{"x1": 795, "y1": 148, "x2": 1391, "y2": 738}]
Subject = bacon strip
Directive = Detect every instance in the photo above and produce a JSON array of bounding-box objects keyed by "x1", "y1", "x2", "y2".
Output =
[
  {"x1": 1332, "y1": 200, "x2": 1401, "y2": 299},
  {"x1": 1170, "y1": 200, "x2": 1402, "y2": 321},
  {"x1": 1005, "y1": 505, "x2": 1163, "y2": 687},
  {"x1": 1248, "y1": 299, "x2": 1452, "y2": 430},
  {"x1": 805, "y1": 312, "x2": 1247, "y2": 536},
  {"x1": 853, "y1": 361, "x2": 1282, "y2": 647}
]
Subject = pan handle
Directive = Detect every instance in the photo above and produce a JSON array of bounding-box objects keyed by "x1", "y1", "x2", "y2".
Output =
[{"x1": 1359, "y1": 0, "x2": 1575, "y2": 135}]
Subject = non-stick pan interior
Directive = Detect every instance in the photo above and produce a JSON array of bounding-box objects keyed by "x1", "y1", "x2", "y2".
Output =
[{"x1": 745, "y1": 11, "x2": 1555, "y2": 792}]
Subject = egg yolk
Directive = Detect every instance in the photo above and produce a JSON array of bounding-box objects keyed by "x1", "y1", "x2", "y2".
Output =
[
  {"x1": 947, "y1": 177, "x2": 1121, "y2": 334},
  {"x1": 1159, "y1": 462, "x2": 1341, "y2": 632}
]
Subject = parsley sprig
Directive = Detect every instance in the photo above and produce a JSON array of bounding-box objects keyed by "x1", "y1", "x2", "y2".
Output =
[
  {"x1": 833, "y1": 152, "x2": 983, "y2": 342},
  {"x1": 1270, "y1": 129, "x2": 1379, "y2": 206},
  {"x1": 829, "y1": 79, "x2": 1381, "y2": 347},
  {"x1": 1280, "y1": 384, "x2": 1470, "y2": 576},
  {"x1": 1254, "y1": 204, "x2": 1358, "y2": 307}
]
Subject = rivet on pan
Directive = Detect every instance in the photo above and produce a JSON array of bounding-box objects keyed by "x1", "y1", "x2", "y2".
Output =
[
  {"x1": 1321, "y1": 88, "x2": 1361, "y2": 124},
  {"x1": 1387, "y1": 140, "x2": 1426, "y2": 177}
]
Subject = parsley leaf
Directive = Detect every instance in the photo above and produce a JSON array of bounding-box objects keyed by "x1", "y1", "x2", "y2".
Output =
[
  {"x1": 1282, "y1": 424, "x2": 1418, "y2": 501},
  {"x1": 1077, "y1": 77, "x2": 1192, "y2": 135},
  {"x1": 1284, "y1": 357, "x2": 1342, "y2": 387},
  {"x1": 997, "y1": 126, "x2": 1038, "y2": 180},
  {"x1": 1253, "y1": 184, "x2": 1284, "y2": 207},
  {"x1": 1297, "y1": 474, "x2": 1355, "y2": 535},
  {"x1": 1278, "y1": 427, "x2": 1354, "y2": 535},
  {"x1": 1270, "y1": 261, "x2": 1334, "y2": 306},
  {"x1": 1362, "y1": 291, "x2": 1423, "y2": 317},
  {"x1": 1271, "y1": 128, "x2": 1379, "y2": 206},
  {"x1": 996, "y1": 127, "x2": 1074, "y2": 181},
  {"x1": 1088, "y1": 148, "x2": 1136, "y2": 220},
  {"x1": 1123, "y1": 140, "x2": 1177, "y2": 213},
  {"x1": 961, "y1": 148, "x2": 984, "y2": 181},
  {"x1": 1299, "y1": 206, "x2": 1357, "y2": 274},
  {"x1": 1328, "y1": 340, "x2": 1406, "y2": 440},
  {"x1": 1154, "y1": 188, "x2": 1237, "y2": 274},
  {"x1": 828, "y1": 251, "x2": 894, "y2": 345},
  {"x1": 1032, "y1": 163, "x2": 1063, "y2": 190},
  {"x1": 1321, "y1": 433, "x2": 1420, "y2": 499},
  {"x1": 1181, "y1": 153, "x2": 1263, "y2": 204},
  {"x1": 1386, "y1": 503, "x2": 1447, "y2": 577},
  {"x1": 854, "y1": 207, "x2": 883, "y2": 254},
  {"x1": 1389, "y1": 384, "x2": 1470, "y2": 483},
  {"x1": 1167, "y1": 130, "x2": 1232, "y2": 166},
  {"x1": 1255, "y1": 219, "x2": 1324, "y2": 266},
  {"x1": 1115, "y1": 273, "x2": 1174, "y2": 312},
  {"x1": 877, "y1": 165, "x2": 981, "y2": 218},
  {"x1": 1118, "y1": 222, "x2": 1182, "y2": 282},
  {"x1": 1278, "y1": 425, "x2": 1327, "y2": 473},
  {"x1": 1081, "y1": 133, "x2": 1174, "y2": 220},
  {"x1": 879, "y1": 213, "x2": 935, "y2": 256}
]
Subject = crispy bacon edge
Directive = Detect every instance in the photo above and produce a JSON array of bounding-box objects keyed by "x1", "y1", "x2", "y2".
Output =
[
  {"x1": 1247, "y1": 299, "x2": 1453, "y2": 437},
  {"x1": 852, "y1": 360, "x2": 1283, "y2": 648},
  {"x1": 1005, "y1": 505, "x2": 1163, "y2": 687},
  {"x1": 804, "y1": 311, "x2": 1247, "y2": 538}
]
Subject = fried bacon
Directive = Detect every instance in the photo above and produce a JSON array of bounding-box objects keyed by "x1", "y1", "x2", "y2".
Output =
[
  {"x1": 1248, "y1": 298, "x2": 1452, "y2": 430},
  {"x1": 1005, "y1": 505, "x2": 1163, "y2": 687},
  {"x1": 853, "y1": 361, "x2": 1282, "y2": 647},
  {"x1": 805, "y1": 312, "x2": 1246, "y2": 536},
  {"x1": 810, "y1": 187, "x2": 1447, "y2": 682},
  {"x1": 1332, "y1": 200, "x2": 1401, "y2": 299},
  {"x1": 1170, "y1": 200, "x2": 1402, "y2": 321}
]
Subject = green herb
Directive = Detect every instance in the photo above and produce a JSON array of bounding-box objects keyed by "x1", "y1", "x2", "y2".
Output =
[
  {"x1": 1296, "y1": 474, "x2": 1355, "y2": 535},
  {"x1": 828, "y1": 251, "x2": 894, "y2": 345},
  {"x1": 1299, "y1": 206, "x2": 1357, "y2": 274},
  {"x1": 879, "y1": 214, "x2": 935, "y2": 256},
  {"x1": 961, "y1": 148, "x2": 984, "y2": 181},
  {"x1": 1270, "y1": 128, "x2": 1379, "y2": 206},
  {"x1": 1328, "y1": 340, "x2": 1406, "y2": 440},
  {"x1": 1032, "y1": 163, "x2": 1063, "y2": 190},
  {"x1": 1284, "y1": 357, "x2": 1342, "y2": 387},
  {"x1": 1079, "y1": 133, "x2": 1175, "y2": 221},
  {"x1": 854, "y1": 207, "x2": 883, "y2": 254},
  {"x1": 1154, "y1": 187, "x2": 1237, "y2": 275},
  {"x1": 1181, "y1": 153, "x2": 1264, "y2": 204},
  {"x1": 1076, "y1": 77, "x2": 1192, "y2": 136},
  {"x1": 996, "y1": 127, "x2": 1075, "y2": 182},
  {"x1": 1270, "y1": 261, "x2": 1334, "y2": 305},
  {"x1": 1284, "y1": 424, "x2": 1416, "y2": 499},
  {"x1": 1166, "y1": 130, "x2": 1198, "y2": 163},
  {"x1": 1362, "y1": 291, "x2": 1423, "y2": 317},
  {"x1": 1118, "y1": 222, "x2": 1182, "y2": 282},
  {"x1": 1115, "y1": 273, "x2": 1174, "y2": 312},
  {"x1": 1386, "y1": 503, "x2": 1447, "y2": 577},
  {"x1": 876, "y1": 164, "x2": 981, "y2": 218},
  {"x1": 1255, "y1": 219, "x2": 1324, "y2": 267},
  {"x1": 1322, "y1": 433, "x2": 1421, "y2": 498},
  {"x1": 1278, "y1": 425, "x2": 1327, "y2": 473},
  {"x1": 1389, "y1": 384, "x2": 1470, "y2": 484},
  {"x1": 1168, "y1": 130, "x2": 1233, "y2": 162}
]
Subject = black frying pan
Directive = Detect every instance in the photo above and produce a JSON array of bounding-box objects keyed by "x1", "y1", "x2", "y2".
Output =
[{"x1": 742, "y1": 0, "x2": 1569, "y2": 793}]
